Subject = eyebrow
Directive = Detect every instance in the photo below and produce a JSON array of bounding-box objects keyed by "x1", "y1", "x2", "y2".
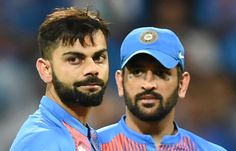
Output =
[
  {"x1": 62, "y1": 48, "x2": 108, "y2": 58},
  {"x1": 93, "y1": 48, "x2": 108, "y2": 57}
]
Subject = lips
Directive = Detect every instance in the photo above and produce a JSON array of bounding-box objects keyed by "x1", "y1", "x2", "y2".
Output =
[
  {"x1": 139, "y1": 94, "x2": 157, "y2": 100},
  {"x1": 136, "y1": 91, "x2": 163, "y2": 101},
  {"x1": 78, "y1": 83, "x2": 102, "y2": 89},
  {"x1": 84, "y1": 82, "x2": 101, "y2": 86},
  {"x1": 139, "y1": 95, "x2": 159, "y2": 104},
  {"x1": 86, "y1": 84, "x2": 100, "y2": 88},
  {"x1": 136, "y1": 93, "x2": 162, "y2": 108}
]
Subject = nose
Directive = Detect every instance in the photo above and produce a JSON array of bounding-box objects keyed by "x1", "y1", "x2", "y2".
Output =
[
  {"x1": 141, "y1": 70, "x2": 157, "y2": 90},
  {"x1": 82, "y1": 58, "x2": 99, "y2": 76}
]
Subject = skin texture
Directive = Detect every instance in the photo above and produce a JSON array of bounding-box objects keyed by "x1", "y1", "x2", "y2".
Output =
[
  {"x1": 36, "y1": 30, "x2": 109, "y2": 124},
  {"x1": 115, "y1": 54, "x2": 190, "y2": 146}
]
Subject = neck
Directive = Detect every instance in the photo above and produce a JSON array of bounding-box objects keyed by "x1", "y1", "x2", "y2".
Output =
[
  {"x1": 125, "y1": 108, "x2": 176, "y2": 146},
  {"x1": 45, "y1": 85, "x2": 91, "y2": 125}
]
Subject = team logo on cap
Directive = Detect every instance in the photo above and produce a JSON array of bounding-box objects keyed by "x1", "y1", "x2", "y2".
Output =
[{"x1": 140, "y1": 30, "x2": 158, "y2": 44}]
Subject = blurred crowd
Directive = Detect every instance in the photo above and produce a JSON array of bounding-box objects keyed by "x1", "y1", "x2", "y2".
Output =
[{"x1": 0, "y1": 0, "x2": 235, "y2": 150}]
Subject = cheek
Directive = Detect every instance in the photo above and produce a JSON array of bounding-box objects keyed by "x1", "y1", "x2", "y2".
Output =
[
  {"x1": 101, "y1": 73, "x2": 109, "y2": 85},
  {"x1": 160, "y1": 82, "x2": 178, "y2": 100},
  {"x1": 53, "y1": 67, "x2": 78, "y2": 85},
  {"x1": 123, "y1": 80, "x2": 137, "y2": 97},
  {"x1": 99, "y1": 65, "x2": 109, "y2": 80}
]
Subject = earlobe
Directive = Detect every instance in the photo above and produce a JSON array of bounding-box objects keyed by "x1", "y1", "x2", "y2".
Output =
[
  {"x1": 36, "y1": 58, "x2": 52, "y2": 83},
  {"x1": 178, "y1": 72, "x2": 190, "y2": 99},
  {"x1": 115, "y1": 70, "x2": 124, "y2": 97}
]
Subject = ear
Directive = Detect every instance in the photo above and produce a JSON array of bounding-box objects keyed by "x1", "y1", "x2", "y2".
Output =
[
  {"x1": 36, "y1": 58, "x2": 52, "y2": 83},
  {"x1": 178, "y1": 72, "x2": 190, "y2": 99},
  {"x1": 115, "y1": 70, "x2": 124, "y2": 97}
]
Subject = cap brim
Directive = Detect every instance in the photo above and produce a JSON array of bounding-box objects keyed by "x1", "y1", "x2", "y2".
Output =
[{"x1": 121, "y1": 50, "x2": 179, "y2": 69}]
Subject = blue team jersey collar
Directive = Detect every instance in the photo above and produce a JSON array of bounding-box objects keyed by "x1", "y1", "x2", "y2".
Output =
[
  {"x1": 119, "y1": 115, "x2": 182, "y2": 145},
  {"x1": 39, "y1": 96, "x2": 89, "y2": 136}
]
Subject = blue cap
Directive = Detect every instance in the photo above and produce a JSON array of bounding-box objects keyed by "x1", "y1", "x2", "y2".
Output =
[{"x1": 120, "y1": 27, "x2": 185, "y2": 70}]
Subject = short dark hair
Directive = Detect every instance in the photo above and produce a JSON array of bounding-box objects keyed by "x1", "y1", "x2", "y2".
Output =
[{"x1": 38, "y1": 7, "x2": 110, "y2": 59}]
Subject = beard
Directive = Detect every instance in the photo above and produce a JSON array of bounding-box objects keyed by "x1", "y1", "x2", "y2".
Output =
[
  {"x1": 123, "y1": 86, "x2": 179, "y2": 122},
  {"x1": 52, "y1": 70, "x2": 107, "y2": 107}
]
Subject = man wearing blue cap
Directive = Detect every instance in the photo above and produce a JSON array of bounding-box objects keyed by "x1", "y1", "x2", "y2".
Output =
[{"x1": 98, "y1": 27, "x2": 227, "y2": 150}]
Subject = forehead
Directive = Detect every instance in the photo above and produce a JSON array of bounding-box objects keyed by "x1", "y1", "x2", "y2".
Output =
[{"x1": 53, "y1": 31, "x2": 107, "y2": 57}]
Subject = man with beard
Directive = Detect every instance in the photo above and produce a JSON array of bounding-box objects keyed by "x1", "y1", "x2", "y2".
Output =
[
  {"x1": 98, "y1": 27, "x2": 226, "y2": 151},
  {"x1": 10, "y1": 7, "x2": 109, "y2": 151}
]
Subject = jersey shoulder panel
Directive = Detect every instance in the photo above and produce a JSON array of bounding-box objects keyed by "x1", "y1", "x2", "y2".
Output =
[{"x1": 179, "y1": 128, "x2": 227, "y2": 151}]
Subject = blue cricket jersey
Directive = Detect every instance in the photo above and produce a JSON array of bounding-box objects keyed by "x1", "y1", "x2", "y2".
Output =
[
  {"x1": 10, "y1": 96, "x2": 100, "y2": 151},
  {"x1": 98, "y1": 115, "x2": 227, "y2": 151}
]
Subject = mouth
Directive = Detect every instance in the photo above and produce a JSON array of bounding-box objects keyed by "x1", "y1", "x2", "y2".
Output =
[
  {"x1": 76, "y1": 82, "x2": 102, "y2": 92},
  {"x1": 80, "y1": 83, "x2": 101, "y2": 88},
  {"x1": 138, "y1": 94, "x2": 160, "y2": 108},
  {"x1": 73, "y1": 76, "x2": 105, "y2": 93},
  {"x1": 140, "y1": 94, "x2": 160, "y2": 100}
]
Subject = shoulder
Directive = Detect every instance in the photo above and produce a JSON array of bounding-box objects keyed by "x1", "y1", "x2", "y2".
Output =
[
  {"x1": 98, "y1": 116, "x2": 126, "y2": 135},
  {"x1": 97, "y1": 123, "x2": 119, "y2": 133},
  {"x1": 179, "y1": 128, "x2": 227, "y2": 151},
  {"x1": 10, "y1": 128, "x2": 73, "y2": 151},
  {"x1": 10, "y1": 114, "x2": 74, "y2": 151},
  {"x1": 97, "y1": 123, "x2": 120, "y2": 143}
]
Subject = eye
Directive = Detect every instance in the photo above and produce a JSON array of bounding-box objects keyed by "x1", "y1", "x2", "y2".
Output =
[
  {"x1": 67, "y1": 56, "x2": 82, "y2": 65},
  {"x1": 130, "y1": 68, "x2": 144, "y2": 77},
  {"x1": 93, "y1": 54, "x2": 107, "y2": 63},
  {"x1": 154, "y1": 70, "x2": 171, "y2": 80}
]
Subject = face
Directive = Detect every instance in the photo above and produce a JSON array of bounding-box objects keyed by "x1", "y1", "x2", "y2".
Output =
[
  {"x1": 50, "y1": 30, "x2": 109, "y2": 107},
  {"x1": 117, "y1": 54, "x2": 180, "y2": 121}
]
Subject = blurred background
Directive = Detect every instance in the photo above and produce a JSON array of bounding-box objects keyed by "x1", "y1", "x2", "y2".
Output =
[{"x1": 0, "y1": 0, "x2": 236, "y2": 150}]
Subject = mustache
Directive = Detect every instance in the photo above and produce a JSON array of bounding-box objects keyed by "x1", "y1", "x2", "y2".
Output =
[
  {"x1": 73, "y1": 76, "x2": 105, "y2": 87},
  {"x1": 135, "y1": 90, "x2": 163, "y2": 101}
]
